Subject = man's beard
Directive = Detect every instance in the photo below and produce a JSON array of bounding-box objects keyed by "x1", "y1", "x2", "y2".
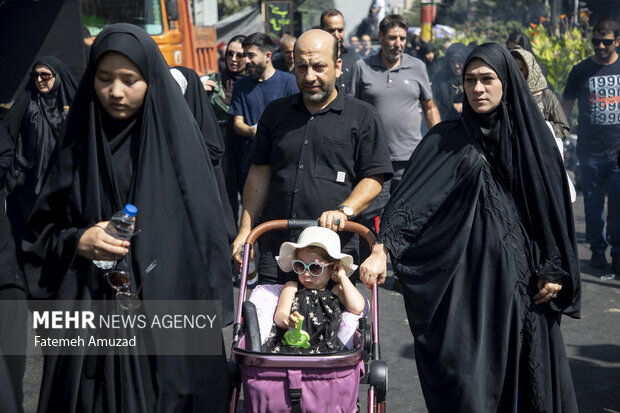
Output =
[
  {"x1": 302, "y1": 82, "x2": 334, "y2": 104},
  {"x1": 595, "y1": 48, "x2": 613, "y2": 62},
  {"x1": 384, "y1": 47, "x2": 402, "y2": 63},
  {"x1": 248, "y1": 62, "x2": 266, "y2": 80}
]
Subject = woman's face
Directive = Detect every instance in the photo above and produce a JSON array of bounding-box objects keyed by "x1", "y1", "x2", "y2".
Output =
[
  {"x1": 449, "y1": 57, "x2": 463, "y2": 76},
  {"x1": 226, "y1": 41, "x2": 246, "y2": 73},
  {"x1": 32, "y1": 64, "x2": 55, "y2": 94},
  {"x1": 464, "y1": 59, "x2": 503, "y2": 114},
  {"x1": 94, "y1": 52, "x2": 148, "y2": 120},
  {"x1": 295, "y1": 248, "x2": 332, "y2": 291}
]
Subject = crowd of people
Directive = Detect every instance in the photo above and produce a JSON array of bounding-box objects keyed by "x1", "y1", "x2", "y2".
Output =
[{"x1": 0, "y1": 5, "x2": 619, "y2": 412}]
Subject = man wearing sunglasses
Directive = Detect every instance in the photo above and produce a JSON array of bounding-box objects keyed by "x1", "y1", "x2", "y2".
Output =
[{"x1": 562, "y1": 19, "x2": 620, "y2": 272}]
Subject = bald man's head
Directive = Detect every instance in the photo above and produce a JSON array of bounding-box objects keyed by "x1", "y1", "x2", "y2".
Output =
[
  {"x1": 295, "y1": 29, "x2": 338, "y2": 64},
  {"x1": 293, "y1": 29, "x2": 342, "y2": 108}
]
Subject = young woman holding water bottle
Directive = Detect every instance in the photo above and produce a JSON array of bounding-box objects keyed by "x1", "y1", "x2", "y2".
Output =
[{"x1": 23, "y1": 24, "x2": 233, "y2": 412}]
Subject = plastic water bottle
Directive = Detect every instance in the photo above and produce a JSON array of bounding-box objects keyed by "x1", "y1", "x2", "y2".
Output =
[{"x1": 93, "y1": 204, "x2": 138, "y2": 270}]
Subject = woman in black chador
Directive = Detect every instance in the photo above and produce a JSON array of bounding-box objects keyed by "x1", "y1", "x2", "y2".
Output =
[
  {"x1": 23, "y1": 24, "x2": 234, "y2": 412},
  {"x1": 3, "y1": 56, "x2": 77, "y2": 263},
  {"x1": 170, "y1": 65, "x2": 236, "y2": 241},
  {"x1": 361, "y1": 43, "x2": 580, "y2": 412}
]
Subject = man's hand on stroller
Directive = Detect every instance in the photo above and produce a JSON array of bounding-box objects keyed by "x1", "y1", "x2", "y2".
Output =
[
  {"x1": 360, "y1": 243, "x2": 389, "y2": 289},
  {"x1": 319, "y1": 209, "x2": 348, "y2": 231}
]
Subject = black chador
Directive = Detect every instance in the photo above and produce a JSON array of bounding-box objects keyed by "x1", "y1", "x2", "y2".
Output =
[
  {"x1": 379, "y1": 43, "x2": 580, "y2": 413},
  {"x1": 23, "y1": 24, "x2": 233, "y2": 413}
]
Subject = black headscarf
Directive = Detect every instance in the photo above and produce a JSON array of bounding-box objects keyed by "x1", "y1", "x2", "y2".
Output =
[
  {"x1": 431, "y1": 43, "x2": 467, "y2": 120},
  {"x1": 3, "y1": 56, "x2": 77, "y2": 194},
  {"x1": 462, "y1": 43, "x2": 579, "y2": 298},
  {"x1": 22, "y1": 23, "x2": 233, "y2": 411},
  {"x1": 506, "y1": 31, "x2": 534, "y2": 53},
  {"x1": 171, "y1": 66, "x2": 225, "y2": 163},
  {"x1": 417, "y1": 43, "x2": 439, "y2": 80}
]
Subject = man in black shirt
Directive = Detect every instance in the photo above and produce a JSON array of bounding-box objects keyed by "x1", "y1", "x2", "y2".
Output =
[
  {"x1": 231, "y1": 29, "x2": 392, "y2": 284},
  {"x1": 562, "y1": 19, "x2": 620, "y2": 271},
  {"x1": 320, "y1": 9, "x2": 360, "y2": 95}
]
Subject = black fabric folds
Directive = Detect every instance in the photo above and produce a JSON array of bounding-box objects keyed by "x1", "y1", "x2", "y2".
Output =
[
  {"x1": 0, "y1": 124, "x2": 24, "y2": 290},
  {"x1": 23, "y1": 24, "x2": 233, "y2": 412},
  {"x1": 378, "y1": 43, "x2": 580, "y2": 412},
  {"x1": 172, "y1": 66, "x2": 225, "y2": 162},
  {"x1": 172, "y1": 66, "x2": 236, "y2": 240}
]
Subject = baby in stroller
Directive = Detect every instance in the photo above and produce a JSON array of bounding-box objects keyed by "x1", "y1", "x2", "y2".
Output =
[{"x1": 262, "y1": 226, "x2": 366, "y2": 354}]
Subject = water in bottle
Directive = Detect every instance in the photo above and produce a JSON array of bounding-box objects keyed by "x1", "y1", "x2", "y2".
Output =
[{"x1": 93, "y1": 204, "x2": 138, "y2": 270}]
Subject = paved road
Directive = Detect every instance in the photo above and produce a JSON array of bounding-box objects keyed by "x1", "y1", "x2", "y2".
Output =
[{"x1": 23, "y1": 195, "x2": 620, "y2": 412}]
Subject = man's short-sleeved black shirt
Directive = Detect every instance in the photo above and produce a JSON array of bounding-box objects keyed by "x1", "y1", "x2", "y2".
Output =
[{"x1": 249, "y1": 91, "x2": 392, "y2": 280}]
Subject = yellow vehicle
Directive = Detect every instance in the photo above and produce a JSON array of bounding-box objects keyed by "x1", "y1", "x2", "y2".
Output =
[{"x1": 82, "y1": 0, "x2": 219, "y2": 74}]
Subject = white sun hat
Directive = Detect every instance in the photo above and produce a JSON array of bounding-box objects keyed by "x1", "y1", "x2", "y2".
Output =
[{"x1": 276, "y1": 226, "x2": 358, "y2": 277}]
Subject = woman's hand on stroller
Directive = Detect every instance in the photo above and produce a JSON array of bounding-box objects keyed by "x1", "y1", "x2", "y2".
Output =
[
  {"x1": 231, "y1": 230, "x2": 255, "y2": 270},
  {"x1": 360, "y1": 243, "x2": 389, "y2": 289}
]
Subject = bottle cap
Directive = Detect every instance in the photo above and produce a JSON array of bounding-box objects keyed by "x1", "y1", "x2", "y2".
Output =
[{"x1": 123, "y1": 204, "x2": 138, "y2": 217}]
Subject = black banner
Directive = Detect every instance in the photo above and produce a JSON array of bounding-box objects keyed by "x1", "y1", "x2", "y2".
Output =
[{"x1": 262, "y1": 1, "x2": 293, "y2": 40}]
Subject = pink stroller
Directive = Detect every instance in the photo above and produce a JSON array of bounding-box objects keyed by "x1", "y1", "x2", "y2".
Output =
[{"x1": 228, "y1": 219, "x2": 388, "y2": 413}]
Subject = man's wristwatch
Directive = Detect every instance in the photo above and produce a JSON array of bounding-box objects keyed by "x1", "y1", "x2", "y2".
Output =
[{"x1": 337, "y1": 205, "x2": 355, "y2": 220}]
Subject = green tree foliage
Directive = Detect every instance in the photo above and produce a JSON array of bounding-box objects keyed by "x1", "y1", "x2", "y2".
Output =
[
  {"x1": 449, "y1": 19, "x2": 524, "y2": 47},
  {"x1": 218, "y1": 0, "x2": 335, "y2": 31},
  {"x1": 217, "y1": 0, "x2": 256, "y2": 19},
  {"x1": 294, "y1": 0, "x2": 334, "y2": 30},
  {"x1": 437, "y1": 0, "x2": 542, "y2": 26},
  {"x1": 526, "y1": 23, "x2": 593, "y2": 96}
]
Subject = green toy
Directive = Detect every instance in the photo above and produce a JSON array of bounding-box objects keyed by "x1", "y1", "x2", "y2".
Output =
[{"x1": 283, "y1": 315, "x2": 310, "y2": 349}]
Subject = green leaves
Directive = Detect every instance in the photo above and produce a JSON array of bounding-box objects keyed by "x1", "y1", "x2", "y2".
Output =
[{"x1": 527, "y1": 25, "x2": 593, "y2": 96}]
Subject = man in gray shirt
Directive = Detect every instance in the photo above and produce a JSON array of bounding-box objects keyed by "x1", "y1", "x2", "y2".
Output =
[{"x1": 351, "y1": 14, "x2": 440, "y2": 226}]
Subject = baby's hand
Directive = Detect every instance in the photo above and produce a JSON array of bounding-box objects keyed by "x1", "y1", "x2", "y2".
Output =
[
  {"x1": 274, "y1": 310, "x2": 291, "y2": 329},
  {"x1": 330, "y1": 263, "x2": 347, "y2": 284},
  {"x1": 288, "y1": 311, "x2": 302, "y2": 327}
]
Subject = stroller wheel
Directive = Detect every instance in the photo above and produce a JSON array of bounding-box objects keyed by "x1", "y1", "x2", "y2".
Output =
[{"x1": 368, "y1": 360, "x2": 388, "y2": 403}]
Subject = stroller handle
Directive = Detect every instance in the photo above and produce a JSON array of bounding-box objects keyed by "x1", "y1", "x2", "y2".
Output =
[{"x1": 245, "y1": 219, "x2": 377, "y2": 246}]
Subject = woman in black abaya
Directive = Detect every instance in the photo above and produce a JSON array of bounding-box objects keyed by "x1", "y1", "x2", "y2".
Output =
[
  {"x1": 170, "y1": 65, "x2": 237, "y2": 241},
  {"x1": 3, "y1": 57, "x2": 77, "y2": 265},
  {"x1": 361, "y1": 43, "x2": 580, "y2": 412},
  {"x1": 23, "y1": 24, "x2": 233, "y2": 412}
]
